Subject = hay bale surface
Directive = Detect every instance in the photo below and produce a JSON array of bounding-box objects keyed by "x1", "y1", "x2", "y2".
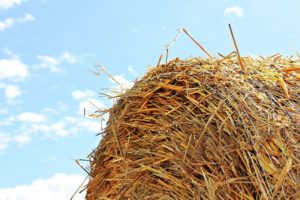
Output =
[{"x1": 87, "y1": 56, "x2": 300, "y2": 199}]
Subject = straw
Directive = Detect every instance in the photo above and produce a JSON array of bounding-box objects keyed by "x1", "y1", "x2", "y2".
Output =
[
  {"x1": 86, "y1": 55, "x2": 300, "y2": 199},
  {"x1": 228, "y1": 24, "x2": 244, "y2": 70},
  {"x1": 182, "y1": 28, "x2": 213, "y2": 59}
]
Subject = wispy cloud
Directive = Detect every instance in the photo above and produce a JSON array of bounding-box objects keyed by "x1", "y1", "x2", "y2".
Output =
[
  {"x1": 13, "y1": 134, "x2": 31, "y2": 145},
  {"x1": 0, "y1": 52, "x2": 27, "y2": 104},
  {"x1": 78, "y1": 98, "x2": 104, "y2": 115},
  {"x1": 24, "y1": 115, "x2": 101, "y2": 137},
  {"x1": 60, "y1": 51, "x2": 76, "y2": 64},
  {"x1": 28, "y1": 121, "x2": 67, "y2": 137},
  {"x1": 0, "y1": 133, "x2": 31, "y2": 153},
  {"x1": 36, "y1": 55, "x2": 60, "y2": 72},
  {"x1": 0, "y1": 86, "x2": 103, "y2": 154},
  {"x1": 17, "y1": 112, "x2": 46, "y2": 123},
  {"x1": 64, "y1": 116, "x2": 101, "y2": 133},
  {"x1": 17, "y1": 13, "x2": 35, "y2": 23},
  {"x1": 72, "y1": 89, "x2": 105, "y2": 115},
  {"x1": 127, "y1": 65, "x2": 134, "y2": 73},
  {"x1": 0, "y1": 173, "x2": 86, "y2": 200},
  {"x1": 0, "y1": 0, "x2": 26, "y2": 11},
  {"x1": 0, "y1": 116, "x2": 100, "y2": 154},
  {"x1": 0, "y1": 13, "x2": 35, "y2": 31},
  {"x1": 0, "y1": 92, "x2": 103, "y2": 153},
  {"x1": 224, "y1": 6, "x2": 244, "y2": 18},
  {"x1": 36, "y1": 51, "x2": 76, "y2": 73},
  {"x1": 3, "y1": 48, "x2": 19, "y2": 59},
  {"x1": 0, "y1": 134, "x2": 11, "y2": 154},
  {"x1": 42, "y1": 102, "x2": 68, "y2": 115},
  {"x1": 110, "y1": 74, "x2": 134, "y2": 90},
  {"x1": 127, "y1": 64, "x2": 138, "y2": 76},
  {"x1": 72, "y1": 90, "x2": 95, "y2": 100},
  {"x1": 0, "y1": 17, "x2": 14, "y2": 31},
  {"x1": 50, "y1": 121, "x2": 68, "y2": 136}
]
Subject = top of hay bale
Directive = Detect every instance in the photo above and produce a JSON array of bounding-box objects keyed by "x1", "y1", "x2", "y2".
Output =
[
  {"x1": 83, "y1": 27, "x2": 299, "y2": 200},
  {"x1": 86, "y1": 53, "x2": 300, "y2": 199}
]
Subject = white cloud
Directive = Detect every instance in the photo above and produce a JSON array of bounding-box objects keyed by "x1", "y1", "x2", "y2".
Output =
[
  {"x1": 3, "y1": 85, "x2": 21, "y2": 99},
  {"x1": 18, "y1": 112, "x2": 46, "y2": 122},
  {"x1": 17, "y1": 13, "x2": 35, "y2": 23},
  {"x1": 78, "y1": 98, "x2": 104, "y2": 115},
  {"x1": 128, "y1": 65, "x2": 134, "y2": 73},
  {"x1": 0, "y1": 100, "x2": 102, "y2": 153},
  {"x1": 24, "y1": 122, "x2": 64, "y2": 137},
  {"x1": 65, "y1": 116, "x2": 101, "y2": 133},
  {"x1": 0, "y1": 173, "x2": 86, "y2": 200},
  {"x1": 0, "y1": 134, "x2": 11, "y2": 154},
  {"x1": 0, "y1": 84, "x2": 22, "y2": 102},
  {"x1": 111, "y1": 75, "x2": 134, "y2": 89},
  {"x1": 0, "y1": 132, "x2": 31, "y2": 154},
  {"x1": 77, "y1": 119, "x2": 100, "y2": 133},
  {"x1": 72, "y1": 90, "x2": 95, "y2": 100},
  {"x1": 0, "y1": 59, "x2": 29, "y2": 80},
  {"x1": 60, "y1": 51, "x2": 76, "y2": 64},
  {"x1": 0, "y1": 13, "x2": 34, "y2": 31},
  {"x1": 13, "y1": 134, "x2": 31, "y2": 145},
  {"x1": 37, "y1": 55, "x2": 60, "y2": 72},
  {"x1": 224, "y1": 6, "x2": 244, "y2": 18},
  {"x1": 36, "y1": 51, "x2": 76, "y2": 73},
  {"x1": 30, "y1": 123, "x2": 51, "y2": 133},
  {"x1": 127, "y1": 64, "x2": 138, "y2": 76},
  {"x1": 51, "y1": 121, "x2": 68, "y2": 137},
  {"x1": 71, "y1": 90, "x2": 104, "y2": 116},
  {"x1": 0, "y1": 89, "x2": 103, "y2": 147},
  {"x1": 0, "y1": 17, "x2": 15, "y2": 31},
  {"x1": 0, "y1": 0, "x2": 26, "y2": 10},
  {"x1": 23, "y1": 114, "x2": 102, "y2": 138},
  {"x1": 3, "y1": 48, "x2": 18, "y2": 59},
  {"x1": 42, "y1": 102, "x2": 68, "y2": 114}
]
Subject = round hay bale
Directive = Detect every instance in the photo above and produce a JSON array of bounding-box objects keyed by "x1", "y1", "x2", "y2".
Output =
[{"x1": 86, "y1": 56, "x2": 300, "y2": 199}]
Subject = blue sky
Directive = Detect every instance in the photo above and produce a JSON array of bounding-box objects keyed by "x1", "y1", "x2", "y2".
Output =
[{"x1": 0, "y1": 0, "x2": 299, "y2": 199}]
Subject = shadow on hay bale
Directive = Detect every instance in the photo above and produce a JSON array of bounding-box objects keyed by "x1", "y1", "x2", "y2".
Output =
[{"x1": 86, "y1": 55, "x2": 300, "y2": 200}]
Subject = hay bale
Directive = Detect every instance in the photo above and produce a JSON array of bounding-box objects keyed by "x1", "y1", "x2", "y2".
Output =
[{"x1": 86, "y1": 55, "x2": 300, "y2": 199}]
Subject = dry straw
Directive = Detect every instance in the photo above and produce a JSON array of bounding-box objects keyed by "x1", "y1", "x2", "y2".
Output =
[{"x1": 84, "y1": 26, "x2": 300, "y2": 199}]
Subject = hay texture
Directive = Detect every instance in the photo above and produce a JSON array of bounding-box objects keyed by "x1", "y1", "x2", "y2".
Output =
[{"x1": 86, "y1": 55, "x2": 300, "y2": 199}]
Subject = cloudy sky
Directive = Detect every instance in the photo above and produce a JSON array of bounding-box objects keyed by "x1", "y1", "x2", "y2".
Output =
[{"x1": 0, "y1": 0, "x2": 299, "y2": 199}]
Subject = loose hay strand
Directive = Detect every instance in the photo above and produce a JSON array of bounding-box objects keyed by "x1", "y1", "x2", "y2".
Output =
[
  {"x1": 182, "y1": 28, "x2": 213, "y2": 59},
  {"x1": 228, "y1": 24, "x2": 244, "y2": 70}
]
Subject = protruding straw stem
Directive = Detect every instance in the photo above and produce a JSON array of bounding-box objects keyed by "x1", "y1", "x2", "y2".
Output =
[
  {"x1": 228, "y1": 24, "x2": 244, "y2": 70},
  {"x1": 182, "y1": 28, "x2": 213, "y2": 59}
]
